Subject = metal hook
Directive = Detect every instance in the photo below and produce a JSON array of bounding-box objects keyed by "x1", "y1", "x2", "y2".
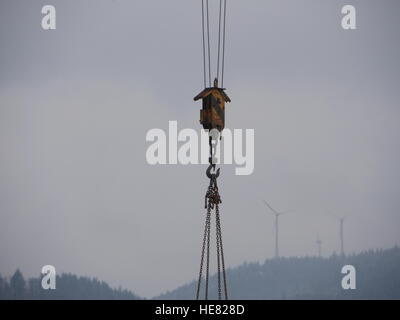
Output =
[{"x1": 206, "y1": 164, "x2": 220, "y2": 179}]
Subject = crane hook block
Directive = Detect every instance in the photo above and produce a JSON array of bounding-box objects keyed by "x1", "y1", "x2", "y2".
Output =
[{"x1": 194, "y1": 78, "x2": 231, "y2": 132}]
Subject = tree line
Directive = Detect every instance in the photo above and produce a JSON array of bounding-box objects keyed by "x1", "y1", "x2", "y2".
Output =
[
  {"x1": 0, "y1": 270, "x2": 140, "y2": 300},
  {"x1": 2, "y1": 247, "x2": 399, "y2": 299},
  {"x1": 157, "y1": 246, "x2": 400, "y2": 299}
]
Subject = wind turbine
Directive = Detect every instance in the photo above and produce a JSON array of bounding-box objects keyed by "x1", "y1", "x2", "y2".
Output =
[
  {"x1": 263, "y1": 200, "x2": 290, "y2": 258},
  {"x1": 330, "y1": 214, "x2": 348, "y2": 256},
  {"x1": 316, "y1": 234, "x2": 322, "y2": 257}
]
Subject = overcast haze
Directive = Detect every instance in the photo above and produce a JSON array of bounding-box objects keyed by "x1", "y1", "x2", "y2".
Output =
[{"x1": 1, "y1": 0, "x2": 399, "y2": 298}]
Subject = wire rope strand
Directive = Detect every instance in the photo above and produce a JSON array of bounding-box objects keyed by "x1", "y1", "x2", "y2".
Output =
[
  {"x1": 221, "y1": 0, "x2": 227, "y2": 88},
  {"x1": 206, "y1": 0, "x2": 212, "y2": 87},
  {"x1": 201, "y1": 0, "x2": 207, "y2": 88},
  {"x1": 217, "y1": 0, "x2": 223, "y2": 83}
]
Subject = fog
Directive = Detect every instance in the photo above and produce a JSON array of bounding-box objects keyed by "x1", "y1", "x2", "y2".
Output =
[{"x1": 0, "y1": 0, "x2": 399, "y2": 298}]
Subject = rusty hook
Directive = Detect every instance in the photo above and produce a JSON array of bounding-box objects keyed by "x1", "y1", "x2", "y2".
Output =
[{"x1": 206, "y1": 164, "x2": 220, "y2": 179}]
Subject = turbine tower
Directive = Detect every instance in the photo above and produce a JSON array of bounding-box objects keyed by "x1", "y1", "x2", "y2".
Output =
[
  {"x1": 263, "y1": 200, "x2": 290, "y2": 258},
  {"x1": 339, "y1": 217, "x2": 345, "y2": 256},
  {"x1": 331, "y1": 214, "x2": 347, "y2": 256},
  {"x1": 316, "y1": 234, "x2": 322, "y2": 257}
]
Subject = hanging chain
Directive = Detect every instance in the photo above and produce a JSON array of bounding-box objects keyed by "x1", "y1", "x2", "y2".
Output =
[
  {"x1": 216, "y1": 205, "x2": 222, "y2": 300},
  {"x1": 196, "y1": 205, "x2": 211, "y2": 300},
  {"x1": 216, "y1": 204, "x2": 228, "y2": 299},
  {"x1": 196, "y1": 134, "x2": 228, "y2": 300},
  {"x1": 205, "y1": 201, "x2": 211, "y2": 300}
]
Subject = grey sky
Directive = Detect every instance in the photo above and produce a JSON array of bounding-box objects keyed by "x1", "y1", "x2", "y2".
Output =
[{"x1": 0, "y1": 0, "x2": 399, "y2": 298}]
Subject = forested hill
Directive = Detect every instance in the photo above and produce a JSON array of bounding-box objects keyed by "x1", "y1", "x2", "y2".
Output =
[
  {"x1": 0, "y1": 271, "x2": 140, "y2": 300},
  {"x1": 2, "y1": 247, "x2": 399, "y2": 300},
  {"x1": 156, "y1": 247, "x2": 400, "y2": 300}
]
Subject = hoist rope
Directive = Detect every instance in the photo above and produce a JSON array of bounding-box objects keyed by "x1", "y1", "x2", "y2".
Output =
[
  {"x1": 201, "y1": 0, "x2": 206, "y2": 88},
  {"x1": 218, "y1": 0, "x2": 227, "y2": 87},
  {"x1": 217, "y1": 0, "x2": 222, "y2": 83},
  {"x1": 221, "y1": 0, "x2": 227, "y2": 88},
  {"x1": 206, "y1": 0, "x2": 212, "y2": 87},
  {"x1": 201, "y1": 0, "x2": 227, "y2": 88}
]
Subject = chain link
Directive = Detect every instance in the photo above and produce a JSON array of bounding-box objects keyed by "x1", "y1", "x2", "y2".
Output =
[
  {"x1": 216, "y1": 208, "x2": 222, "y2": 300},
  {"x1": 196, "y1": 134, "x2": 227, "y2": 300},
  {"x1": 196, "y1": 206, "x2": 211, "y2": 300},
  {"x1": 216, "y1": 205, "x2": 228, "y2": 299},
  {"x1": 205, "y1": 202, "x2": 211, "y2": 300}
]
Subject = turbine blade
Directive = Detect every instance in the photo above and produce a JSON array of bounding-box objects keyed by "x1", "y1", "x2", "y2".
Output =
[{"x1": 263, "y1": 200, "x2": 279, "y2": 214}]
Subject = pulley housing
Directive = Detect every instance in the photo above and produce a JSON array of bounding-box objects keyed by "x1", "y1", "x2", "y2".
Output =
[{"x1": 194, "y1": 78, "x2": 231, "y2": 132}]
